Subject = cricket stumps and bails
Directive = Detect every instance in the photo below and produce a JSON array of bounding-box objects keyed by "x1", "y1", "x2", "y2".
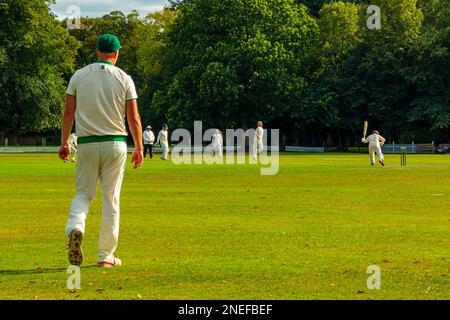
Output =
[{"x1": 400, "y1": 147, "x2": 407, "y2": 167}]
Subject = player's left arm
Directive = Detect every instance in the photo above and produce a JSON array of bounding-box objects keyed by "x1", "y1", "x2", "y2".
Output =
[
  {"x1": 59, "y1": 95, "x2": 76, "y2": 161},
  {"x1": 379, "y1": 135, "x2": 386, "y2": 145}
]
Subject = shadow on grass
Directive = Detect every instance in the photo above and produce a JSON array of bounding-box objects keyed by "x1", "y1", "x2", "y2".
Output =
[{"x1": 0, "y1": 265, "x2": 98, "y2": 275}]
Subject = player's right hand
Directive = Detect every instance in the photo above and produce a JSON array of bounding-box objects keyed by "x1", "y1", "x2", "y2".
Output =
[
  {"x1": 59, "y1": 144, "x2": 70, "y2": 161},
  {"x1": 131, "y1": 148, "x2": 144, "y2": 169}
]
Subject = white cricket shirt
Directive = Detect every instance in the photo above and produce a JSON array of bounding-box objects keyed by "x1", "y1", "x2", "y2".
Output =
[
  {"x1": 212, "y1": 133, "x2": 222, "y2": 146},
  {"x1": 363, "y1": 134, "x2": 385, "y2": 148},
  {"x1": 157, "y1": 130, "x2": 168, "y2": 146},
  {"x1": 143, "y1": 130, "x2": 155, "y2": 144},
  {"x1": 66, "y1": 61, "x2": 138, "y2": 143},
  {"x1": 255, "y1": 127, "x2": 264, "y2": 140}
]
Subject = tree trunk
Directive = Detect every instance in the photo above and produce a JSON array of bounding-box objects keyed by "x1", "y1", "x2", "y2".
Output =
[
  {"x1": 337, "y1": 129, "x2": 343, "y2": 150},
  {"x1": 8, "y1": 133, "x2": 18, "y2": 146},
  {"x1": 326, "y1": 131, "x2": 333, "y2": 147}
]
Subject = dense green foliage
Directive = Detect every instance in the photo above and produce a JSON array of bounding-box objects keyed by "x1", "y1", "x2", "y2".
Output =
[
  {"x1": 0, "y1": 0, "x2": 77, "y2": 140},
  {"x1": 0, "y1": 0, "x2": 449, "y2": 146},
  {"x1": 147, "y1": 0, "x2": 449, "y2": 146},
  {"x1": 157, "y1": 0, "x2": 318, "y2": 130}
]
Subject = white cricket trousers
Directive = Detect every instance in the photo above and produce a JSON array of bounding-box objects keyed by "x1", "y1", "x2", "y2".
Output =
[
  {"x1": 369, "y1": 145, "x2": 384, "y2": 164},
  {"x1": 161, "y1": 143, "x2": 169, "y2": 160},
  {"x1": 65, "y1": 141, "x2": 127, "y2": 263},
  {"x1": 70, "y1": 145, "x2": 77, "y2": 161},
  {"x1": 212, "y1": 144, "x2": 222, "y2": 157},
  {"x1": 252, "y1": 139, "x2": 264, "y2": 158}
]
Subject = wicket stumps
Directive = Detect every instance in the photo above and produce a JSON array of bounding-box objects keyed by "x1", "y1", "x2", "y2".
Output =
[{"x1": 400, "y1": 147, "x2": 407, "y2": 167}]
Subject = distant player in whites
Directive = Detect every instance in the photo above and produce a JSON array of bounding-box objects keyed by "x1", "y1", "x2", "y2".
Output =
[
  {"x1": 143, "y1": 125, "x2": 155, "y2": 159},
  {"x1": 156, "y1": 124, "x2": 169, "y2": 160},
  {"x1": 252, "y1": 121, "x2": 264, "y2": 161},
  {"x1": 362, "y1": 130, "x2": 386, "y2": 166},
  {"x1": 211, "y1": 129, "x2": 223, "y2": 157},
  {"x1": 68, "y1": 133, "x2": 78, "y2": 163}
]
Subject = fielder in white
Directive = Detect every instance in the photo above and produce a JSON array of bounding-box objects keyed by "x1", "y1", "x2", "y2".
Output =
[
  {"x1": 252, "y1": 121, "x2": 264, "y2": 161},
  {"x1": 362, "y1": 130, "x2": 386, "y2": 166},
  {"x1": 68, "y1": 133, "x2": 78, "y2": 163},
  {"x1": 59, "y1": 34, "x2": 144, "y2": 268},
  {"x1": 211, "y1": 129, "x2": 223, "y2": 157},
  {"x1": 156, "y1": 124, "x2": 169, "y2": 160}
]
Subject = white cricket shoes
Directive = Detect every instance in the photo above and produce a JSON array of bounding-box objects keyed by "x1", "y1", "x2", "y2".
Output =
[{"x1": 98, "y1": 256, "x2": 122, "y2": 268}]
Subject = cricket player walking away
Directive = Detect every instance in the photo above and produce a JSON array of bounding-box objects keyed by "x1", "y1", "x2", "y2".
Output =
[
  {"x1": 362, "y1": 130, "x2": 386, "y2": 166},
  {"x1": 211, "y1": 129, "x2": 223, "y2": 157},
  {"x1": 156, "y1": 124, "x2": 169, "y2": 160},
  {"x1": 68, "y1": 133, "x2": 78, "y2": 163},
  {"x1": 252, "y1": 121, "x2": 264, "y2": 161},
  {"x1": 143, "y1": 125, "x2": 155, "y2": 159},
  {"x1": 59, "y1": 34, "x2": 144, "y2": 268}
]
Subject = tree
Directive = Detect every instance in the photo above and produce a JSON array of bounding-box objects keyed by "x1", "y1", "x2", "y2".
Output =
[
  {"x1": 132, "y1": 7, "x2": 178, "y2": 128},
  {"x1": 405, "y1": 0, "x2": 450, "y2": 140},
  {"x1": 350, "y1": 0, "x2": 424, "y2": 142},
  {"x1": 297, "y1": 1, "x2": 362, "y2": 147},
  {"x1": 67, "y1": 10, "x2": 144, "y2": 75},
  {"x1": 294, "y1": 0, "x2": 366, "y2": 16},
  {"x1": 152, "y1": 0, "x2": 319, "y2": 130},
  {"x1": 319, "y1": 0, "x2": 424, "y2": 145},
  {"x1": 0, "y1": 0, "x2": 78, "y2": 141}
]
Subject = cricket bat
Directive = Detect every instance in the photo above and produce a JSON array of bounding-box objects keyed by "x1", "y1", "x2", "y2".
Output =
[{"x1": 363, "y1": 121, "x2": 368, "y2": 138}]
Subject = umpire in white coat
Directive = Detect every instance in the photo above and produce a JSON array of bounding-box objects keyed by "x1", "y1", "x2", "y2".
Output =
[{"x1": 143, "y1": 125, "x2": 155, "y2": 159}]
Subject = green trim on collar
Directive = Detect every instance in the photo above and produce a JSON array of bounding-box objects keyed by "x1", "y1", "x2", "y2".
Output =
[
  {"x1": 77, "y1": 135, "x2": 127, "y2": 144},
  {"x1": 96, "y1": 60, "x2": 114, "y2": 65}
]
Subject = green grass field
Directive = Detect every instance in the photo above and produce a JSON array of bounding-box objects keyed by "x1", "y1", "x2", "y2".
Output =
[{"x1": 0, "y1": 153, "x2": 449, "y2": 300}]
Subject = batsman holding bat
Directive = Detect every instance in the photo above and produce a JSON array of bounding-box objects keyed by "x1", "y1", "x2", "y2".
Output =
[{"x1": 362, "y1": 122, "x2": 385, "y2": 166}]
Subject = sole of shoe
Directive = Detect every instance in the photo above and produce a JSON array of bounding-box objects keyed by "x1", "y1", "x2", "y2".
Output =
[
  {"x1": 68, "y1": 229, "x2": 83, "y2": 266},
  {"x1": 97, "y1": 262, "x2": 115, "y2": 268}
]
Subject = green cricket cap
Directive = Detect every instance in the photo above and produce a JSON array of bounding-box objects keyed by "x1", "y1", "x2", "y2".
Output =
[{"x1": 96, "y1": 34, "x2": 122, "y2": 53}]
